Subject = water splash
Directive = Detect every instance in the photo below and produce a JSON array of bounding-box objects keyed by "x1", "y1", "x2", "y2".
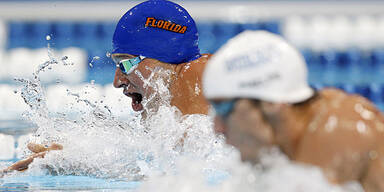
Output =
[
  {"x1": 89, "y1": 56, "x2": 100, "y2": 68},
  {"x1": 11, "y1": 49, "x2": 233, "y2": 181},
  {"x1": 140, "y1": 148, "x2": 364, "y2": 192},
  {"x1": 7, "y1": 48, "x2": 364, "y2": 192}
]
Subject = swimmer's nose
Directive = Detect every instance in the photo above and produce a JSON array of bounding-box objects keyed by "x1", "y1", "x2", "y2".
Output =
[
  {"x1": 214, "y1": 116, "x2": 226, "y2": 135},
  {"x1": 113, "y1": 68, "x2": 129, "y2": 88}
]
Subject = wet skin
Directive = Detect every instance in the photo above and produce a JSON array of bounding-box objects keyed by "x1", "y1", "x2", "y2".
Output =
[
  {"x1": 213, "y1": 88, "x2": 384, "y2": 192},
  {"x1": 112, "y1": 53, "x2": 211, "y2": 115}
]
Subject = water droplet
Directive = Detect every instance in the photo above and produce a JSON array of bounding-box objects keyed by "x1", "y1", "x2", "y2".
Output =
[
  {"x1": 325, "y1": 116, "x2": 338, "y2": 132},
  {"x1": 354, "y1": 103, "x2": 374, "y2": 120},
  {"x1": 369, "y1": 150, "x2": 378, "y2": 160},
  {"x1": 89, "y1": 56, "x2": 100, "y2": 68},
  {"x1": 356, "y1": 120, "x2": 367, "y2": 134},
  {"x1": 194, "y1": 83, "x2": 200, "y2": 95}
]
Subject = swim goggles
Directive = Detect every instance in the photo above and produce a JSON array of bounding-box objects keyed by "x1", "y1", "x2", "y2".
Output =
[
  {"x1": 117, "y1": 56, "x2": 146, "y2": 75},
  {"x1": 210, "y1": 99, "x2": 238, "y2": 118}
]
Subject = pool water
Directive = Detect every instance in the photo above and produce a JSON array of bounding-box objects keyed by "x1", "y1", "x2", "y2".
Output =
[
  {"x1": 0, "y1": 49, "x2": 365, "y2": 192},
  {"x1": 0, "y1": 175, "x2": 140, "y2": 191}
]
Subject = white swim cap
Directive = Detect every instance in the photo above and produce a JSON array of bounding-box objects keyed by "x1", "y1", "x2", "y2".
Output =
[{"x1": 203, "y1": 30, "x2": 314, "y2": 103}]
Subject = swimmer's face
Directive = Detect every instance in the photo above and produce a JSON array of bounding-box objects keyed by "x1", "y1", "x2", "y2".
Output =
[
  {"x1": 112, "y1": 53, "x2": 175, "y2": 112},
  {"x1": 212, "y1": 99, "x2": 274, "y2": 164}
]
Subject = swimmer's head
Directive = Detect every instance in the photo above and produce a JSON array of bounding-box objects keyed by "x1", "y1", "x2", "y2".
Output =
[
  {"x1": 203, "y1": 31, "x2": 314, "y2": 163},
  {"x1": 112, "y1": 0, "x2": 201, "y2": 113},
  {"x1": 112, "y1": 0, "x2": 201, "y2": 64}
]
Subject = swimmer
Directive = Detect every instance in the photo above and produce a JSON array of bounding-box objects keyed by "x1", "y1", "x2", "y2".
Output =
[
  {"x1": 203, "y1": 31, "x2": 384, "y2": 192},
  {"x1": 112, "y1": 0, "x2": 210, "y2": 116},
  {"x1": 2, "y1": 0, "x2": 210, "y2": 174}
]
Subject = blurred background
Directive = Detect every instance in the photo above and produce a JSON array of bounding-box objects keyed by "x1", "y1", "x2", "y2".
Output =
[{"x1": 0, "y1": 0, "x2": 384, "y2": 160}]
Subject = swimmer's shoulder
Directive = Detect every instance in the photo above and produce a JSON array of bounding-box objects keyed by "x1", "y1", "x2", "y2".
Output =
[
  {"x1": 171, "y1": 54, "x2": 212, "y2": 115},
  {"x1": 189, "y1": 54, "x2": 212, "y2": 71},
  {"x1": 319, "y1": 88, "x2": 377, "y2": 110},
  {"x1": 177, "y1": 54, "x2": 212, "y2": 78},
  {"x1": 318, "y1": 88, "x2": 384, "y2": 122},
  {"x1": 318, "y1": 88, "x2": 347, "y2": 99}
]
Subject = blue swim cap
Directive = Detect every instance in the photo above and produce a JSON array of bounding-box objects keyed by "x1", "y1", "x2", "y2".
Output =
[{"x1": 112, "y1": 0, "x2": 201, "y2": 64}]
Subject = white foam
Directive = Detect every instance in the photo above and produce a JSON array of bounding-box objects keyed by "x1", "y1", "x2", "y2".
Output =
[{"x1": 139, "y1": 149, "x2": 363, "y2": 192}]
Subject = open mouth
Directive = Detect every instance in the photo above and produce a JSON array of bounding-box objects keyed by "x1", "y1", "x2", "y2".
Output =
[{"x1": 124, "y1": 92, "x2": 144, "y2": 112}]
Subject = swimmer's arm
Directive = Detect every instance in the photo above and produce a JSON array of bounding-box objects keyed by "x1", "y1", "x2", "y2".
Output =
[
  {"x1": 1, "y1": 143, "x2": 62, "y2": 174},
  {"x1": 3, "y1": 151, "x2": 47, "y2": 172}
]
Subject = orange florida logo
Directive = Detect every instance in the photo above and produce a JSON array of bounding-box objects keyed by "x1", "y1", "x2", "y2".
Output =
[{"x1": 145, "y1": 17, "x2": 187, "y2": 34}]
